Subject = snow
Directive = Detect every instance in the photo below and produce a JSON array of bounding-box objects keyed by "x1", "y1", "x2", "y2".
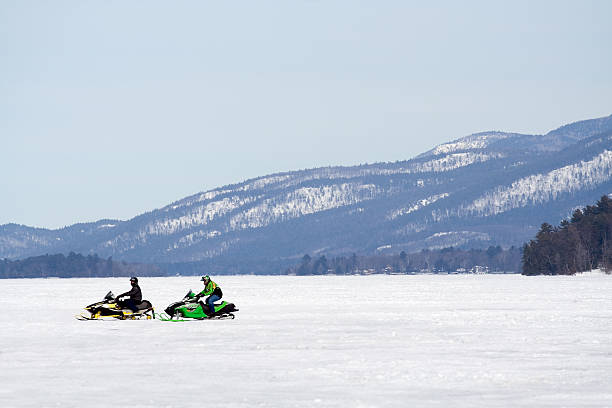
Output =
[
  {"x1": 1, "y1": 275, "x2": 612, "y2": 407},
  {"x1": 426, "y1": 132, "x2": 512, "y2": 156},
  {"x1": 424, "y1": 231, "x2": 491, "y2": 249},
  {"x1": 168, "y1": 189, "x2": 233, "y2": 211},
  {"x1": 576, "y1": 269, "x2": 610, "y2": 276},
  {"x1": 228, "y1": 184, "x2": 379, "y2": 230},
  {"x1": 387, "y1": 193, "x2": 450, "y2": 220},
  {"x1": 415, "y1": 152, "x2": 503, "y2": 173},
  {"x1": 462, "y1": 150, "x2": 612, "y2": 217},
  {"x1": 130, "y1": 183, "x2": 381, "y2": 251},
  {"x1": 238, "y1": 175, "x2": 293, "y2": 191},
  {"x1": 146, "y1": 196, "x2": 254, "y2": 236}
]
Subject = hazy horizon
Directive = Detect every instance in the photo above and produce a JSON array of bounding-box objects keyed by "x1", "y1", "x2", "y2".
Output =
[{"x1": 2, "y1": 1, "x2": 611, "y2": 229}]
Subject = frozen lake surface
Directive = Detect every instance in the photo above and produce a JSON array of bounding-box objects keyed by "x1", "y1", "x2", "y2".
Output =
[{"x1": 1, "y1": 274, "x2": 611, "y2": 407}]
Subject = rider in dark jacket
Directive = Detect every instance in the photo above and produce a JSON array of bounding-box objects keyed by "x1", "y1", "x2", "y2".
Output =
[{"x1": 116, "y1": 277, "x2": 142, "y2": 312}]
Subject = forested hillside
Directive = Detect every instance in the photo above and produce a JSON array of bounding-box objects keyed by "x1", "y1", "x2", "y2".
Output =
[
  {"x1": 0, "y1": 253, "x2": 163, "y2": 279},
  {"x1": 1, "y1": 114, "x2": 611, "y2": 271}
]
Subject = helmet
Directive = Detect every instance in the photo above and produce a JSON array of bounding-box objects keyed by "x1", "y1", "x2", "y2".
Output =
[
  {"x1": 130, "y1": 277, "x2": 138, "y2": 283},
  {"x1": 200, "y1": 275, "x2": 210, "y2": 282}
]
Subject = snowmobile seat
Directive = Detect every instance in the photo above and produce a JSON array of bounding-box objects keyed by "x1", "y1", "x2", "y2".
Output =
[{"x1": 135, "y1": 300, "x2": 153, "y2": 311}]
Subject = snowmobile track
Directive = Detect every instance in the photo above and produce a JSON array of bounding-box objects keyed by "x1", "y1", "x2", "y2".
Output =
[{"x1": 155, "y1": 312, "x2": 235, "y2": 321}]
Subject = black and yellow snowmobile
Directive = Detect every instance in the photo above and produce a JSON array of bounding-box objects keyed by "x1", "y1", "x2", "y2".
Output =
[
  {"x1": 76, "y1": 291, "x2": 155, "y2": 321},
  {"x1": 156, "y1": 290, "x2": 238, "y2": 321}
]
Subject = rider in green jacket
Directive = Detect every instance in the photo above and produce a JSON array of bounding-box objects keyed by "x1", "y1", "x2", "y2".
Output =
[{"x1": 195, "y1": 275, "x2": 223, "y2": 317}]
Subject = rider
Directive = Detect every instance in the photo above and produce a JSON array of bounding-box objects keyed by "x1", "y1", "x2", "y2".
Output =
[
  {"x1": 116, "y1": 277, "x2": 142, "y2": 312},
  {"x1": 195, "y1": 275, "x2": 223, "y2": 317}
]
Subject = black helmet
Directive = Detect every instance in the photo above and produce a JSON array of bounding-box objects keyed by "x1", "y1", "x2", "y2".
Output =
[
  {"x1": 130, "y1": 277, "x2": 138, "y2": 283},
  {"x1": 200, "y1": 275, "x2": 210, "y2": 282}
]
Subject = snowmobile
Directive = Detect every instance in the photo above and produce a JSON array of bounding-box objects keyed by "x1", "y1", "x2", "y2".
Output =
[
  {"x1": 156, "y1": 290, "x2": 238, "y2": 321},
  {"x1": 76, "y1": 291, "x2": 155, "y2": 321}
]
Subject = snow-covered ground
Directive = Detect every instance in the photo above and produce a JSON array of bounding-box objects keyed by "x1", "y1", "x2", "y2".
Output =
[{"x1": 1, "y1": 275, "x2": 611, "y2": 407}]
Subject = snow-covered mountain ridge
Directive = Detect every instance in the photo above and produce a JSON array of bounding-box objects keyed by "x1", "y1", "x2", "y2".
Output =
[{"x1": 1, "y1": 114, "x2": 611, "y2": 269}]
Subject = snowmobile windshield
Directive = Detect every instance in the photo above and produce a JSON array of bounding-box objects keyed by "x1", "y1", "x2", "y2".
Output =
[
  {"x1": 185, "y1": 290, "x2": 195, "y2": 299},
  {"x1": 104, "y1": 291, "x2": 115, "y2": 301}
]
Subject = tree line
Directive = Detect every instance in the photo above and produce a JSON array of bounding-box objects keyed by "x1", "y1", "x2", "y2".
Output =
[
  {"x1": 0, "y1": 252, "x2": 164, "y2": 279},
  {"x1": 287, "y1": 245, "x2": 522, "y2": 275},
  {"x1": 522, "y1": 195, "x2": 612, "y2": 275}
]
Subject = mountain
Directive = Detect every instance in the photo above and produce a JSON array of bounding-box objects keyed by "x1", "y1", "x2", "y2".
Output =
[{"x1": 2, "y1": 114, "x2": 612, "y2": 272}]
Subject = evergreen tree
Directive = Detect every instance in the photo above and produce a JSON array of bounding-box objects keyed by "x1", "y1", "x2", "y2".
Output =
[{"x1": 521, "y1": 196, "x2": 612, "y2": 275}]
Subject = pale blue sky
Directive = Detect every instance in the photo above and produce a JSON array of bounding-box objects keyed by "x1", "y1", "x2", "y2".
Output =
[{"x1": 1, "y1": 1, "x2": 611, "y2": 229}]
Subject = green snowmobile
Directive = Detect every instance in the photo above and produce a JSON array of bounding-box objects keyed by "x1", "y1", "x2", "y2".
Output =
[{"x1": 156, "y1": 290, "x2": 238, "y2": 321}]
